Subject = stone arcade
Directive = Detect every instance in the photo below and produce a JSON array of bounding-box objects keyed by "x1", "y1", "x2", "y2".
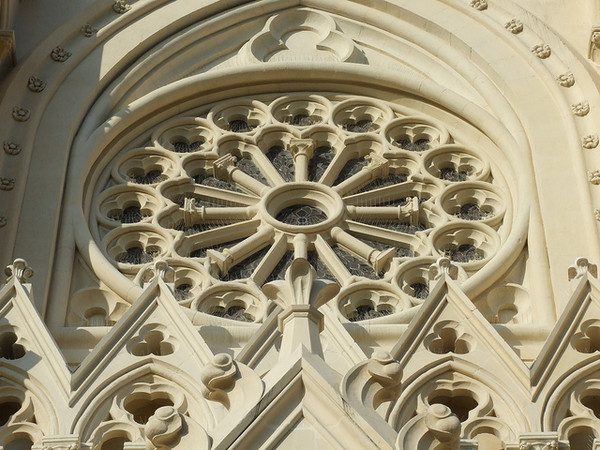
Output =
[{"x1": 2, "y1": 0, "x2": 600, "y2": 448}]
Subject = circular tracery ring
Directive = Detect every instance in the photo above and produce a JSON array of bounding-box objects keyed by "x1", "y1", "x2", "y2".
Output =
[{"x1": 91, "y1": 93, "x2": 509, "y2": 318}]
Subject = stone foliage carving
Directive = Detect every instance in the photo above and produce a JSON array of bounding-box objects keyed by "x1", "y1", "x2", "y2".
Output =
[
  {"x1": 583, "y1": 134, "x2": 599, "y2": 149},
  {"x1": 3, "y1": 142, "x2": 21, "y2": 155},
  {"x1": 113, "y1": 0, "x2": 132, "y2": 14},
  {"x1": 556, "y1": 72, "x2": 575, "y2": 87},
  {"x1": 0, "y1": 177, "x2": 15, "y2": 190},
  {"x1": 12, "y1": 107, "x2": 29, "y2": 121},
  {"x1": 572, "y1": 101, "x2": 590, "y2": 116},
  {"x1": 589, "y1": 170, "x2": 600, "y2": 185},
  {"x1": 531, "y1": 44, "x2": 551, "y2": 59},
  {"x1": 470, "y1": 0, "x2": 487, "y2": 11},
  {"x1": 80, "y1": 24, "x2": 97, "y2": 37},
  {"x1": 27, "y1": 76, "x2": 46, "y2": 92},
  {"x1": 50, "y1": 46, "x2": 71, "y2": 62},
  {"x1": 505, "y1": 19, "x2": 524, "y2": 34}
]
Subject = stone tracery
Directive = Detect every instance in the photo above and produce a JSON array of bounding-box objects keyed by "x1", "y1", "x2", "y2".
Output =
[{"x1": 94, "y1": 94, "x2": 507, "y2": 322}]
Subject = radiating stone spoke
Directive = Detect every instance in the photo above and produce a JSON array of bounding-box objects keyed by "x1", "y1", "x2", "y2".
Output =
[
  {"x1": 345, "y1": 220, "x2": 421, "y2": 251},
  {"x1": 333, "y1": 154, "x2": 389, "y2": 197},
  {"x1": 330, "y1": 226, "x2": 395, "y2": 274},
  {"x1": 183, "y1": 199, "x2": 258, "y2": 225},
  {"x1": 214, "y1": 154, "x2": 270, "y2": 196},
  {"x1": 346, "y1": 198, "x2": 419, "y2": 225},
  {"x1": 290, "y1": 139, "x2": 314, "y2": 182},
  {"x1": 343, "y1": 183, "x2": 418, "y2": 207},
  {"x1": 247, "y1": 149, "x2": 286, "y2": 186},
  {"x1": 184, "y1": 219, "x2": 261, "y2": 255},
  {"x1": 207, "y1": 225, "x2": 275, "y2": 274},
  {"x1": 314, "y1": 235, "x2": 353, "y2": 283},
  {"x1": 250, "y1": 233, "x2": 288, "y2": 285},
  {"x1": 319, "y1": 150, "x2": 352, "y2": 186},
  {"x1": 189, "y1": 184, "x2": 260, "y2": 206}
]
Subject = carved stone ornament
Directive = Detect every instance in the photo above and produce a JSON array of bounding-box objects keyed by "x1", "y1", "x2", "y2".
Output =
[
  {"x1": 588, "y1": 170, "x2": 600, "y2": 184},
  {"x1": 470, "y1": 0, "x2": 487, "y2": 11},
  {"x1": 428, "y1": 257, "x2": 458, "y2": 281},
  {"x1": 80, "y1": 24, "x2": 97, "y2": 37},
  {"x1": 567, "y1": 257, "x2": 598, "y2": 280},
  {"x1": 51, "y1": 46, "x2": 71, "y2": 62},
  {"x1": 572, "y1": 101, "x2": 590, "y2": 116},
  {"x1": 517, "y1": 433, "x2": 559, "y2": 450},
  {"x1": 200, "y1": 353, "x2": 237, "y2": 404},
  {"x1": 592, "y1": 31, "x2": 600, "y2": 47},
  {"x1": 12, "y1": 106, "x2": 30, "y2": 122},
  {"x1": 0, "y1": 177, "x2": 15, "y2": 190},
  {"x1": 504, "y1": 19, "x2": 524, "y2": 34},
  {"x1": 113, "y1": 0, "x2": 132, "y2": 14},
  {"x1": 556, "y1": 72, "x2": 575, "y2": 87},
  {"x1": 0, "y1": 216, "x2": 6, "y2": 227},
  {"x1": 145, "y1": 406, "x2": 183, "y2": 450},
  {"x1": 367, "y1": 351, "x2": 402, "y2": 388},
  {"x1": 142, "y1": 259, "x2": 175, "y2": 283},
  {"x1": 424, "y1": 403, "x2": 461, "y2": 445},
  {"x1": 3, "y1": 141, "x2": 21, "y2": 155},
  {"x1": 5, "y1": 258, "x2": 34, "y2": 283},
  {"x1": 595, "y1": 208, "x2": 600, "y2": 221},
  {"x1": 583, "y1": 134, "x2": 599, "y2": 149},
  {"x1": 27, "y1": 75, "x2": 46, "y2": 92},
  {"x1": 531, "y1": 44, "x2": 551, "y2": 59}
]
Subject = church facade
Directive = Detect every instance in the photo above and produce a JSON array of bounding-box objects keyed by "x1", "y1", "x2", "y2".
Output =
[{"x1": 1, "y1": 0, "x2": 600, "y2": 448}]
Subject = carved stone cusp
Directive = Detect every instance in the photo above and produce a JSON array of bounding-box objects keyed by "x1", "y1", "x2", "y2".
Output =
[
  {"x1": 367, "y1": 351, "x2": 402, "y2": 388},
  {"x1": 425, "y1": 403, "x2": 461, "y2": 445},
  {"x1": 200, "y1": 353, "x2": 237, "y2": 404},
  {"x1": 5, "y1": 258, "x2": 34, "y2": 283},
  {"x1": 145, "y1": 406, "x2": 182, "y2": 450},
  {"x1": 568, "y1": 257, "x2": 598, "y2": 280},
  {"x1": 429, "y1": 257, "x2": 458, "y2": 281}
]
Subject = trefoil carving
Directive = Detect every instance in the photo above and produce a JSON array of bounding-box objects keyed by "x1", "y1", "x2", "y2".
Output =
[{"x1": 5, "y1": 258, "x2": 34, "y2": 283}]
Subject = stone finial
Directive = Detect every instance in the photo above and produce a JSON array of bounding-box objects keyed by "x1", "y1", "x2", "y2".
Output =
[
  {"x1": 429, "y1": 257, "x2": 458, "y2": 281},
  {"x1": 5, "y1": 258, "x2": 34, "y2": 283},
  {"x1": 568, "y1": 257, "x2": 598, "y2": 281},
  {"x1": 145, "y1": 406, "x2": 182, "y2": 450},
  {"x1": 142, "y1": 260, "x2": 174, "y2": 283},
  {"x1": 424, "y1": 404, "x2": 461, "y2": 445},
  {"x1": 367, "y1": 351, "x2": 402, "y2": 388}
]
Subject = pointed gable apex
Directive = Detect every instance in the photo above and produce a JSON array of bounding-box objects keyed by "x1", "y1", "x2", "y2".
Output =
[
  {"x1": 72, "y1": 276, "x2": 214, "y2": 397},
  {"x1": 531, "y1": 273, "x2": 600, "y2": 397},
  {"x1": 391, "y1": 274, "x2": 529, "y2": 390},
  {"x1": 0, "y1": 276, "x2": 71, "y2": 398}
]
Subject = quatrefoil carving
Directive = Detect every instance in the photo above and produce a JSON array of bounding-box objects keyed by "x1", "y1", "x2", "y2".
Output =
[{"x1": 128, "y1": 325, "x2": 176, "y2": 356}]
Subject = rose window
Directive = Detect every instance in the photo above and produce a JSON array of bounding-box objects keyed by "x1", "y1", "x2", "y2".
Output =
[{"x1": 93, "y1": 94, "x2": 507, "y2": 318}]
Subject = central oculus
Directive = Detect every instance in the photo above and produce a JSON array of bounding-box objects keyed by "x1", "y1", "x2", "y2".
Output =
[{"x1": 261, "y1": 182, "x2": 345, "y2": 233}]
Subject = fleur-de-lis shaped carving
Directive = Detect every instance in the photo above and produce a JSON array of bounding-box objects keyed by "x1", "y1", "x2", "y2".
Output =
[
  {"x1": 5, "y1": 258, "x2": 34, "y2": 283},
  {"x1": 428, "y1": 257, "x2": 458, "y2": 281},
  {"x1": 567, "y1": 257, "x2": 598, "y2": 281},
  {"x1": 142, "y1": 259, "x2": 175, "y2": 283}
]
